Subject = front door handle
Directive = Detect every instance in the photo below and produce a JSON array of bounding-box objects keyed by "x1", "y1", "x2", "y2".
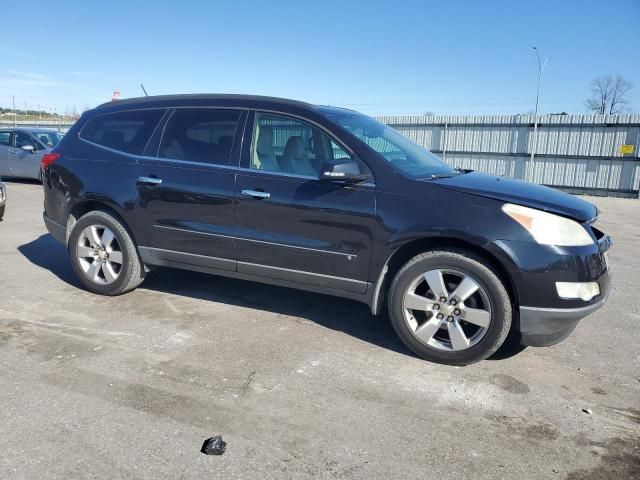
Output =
[
  {"x1": 241, "y1": 189, "x2": 271, "y2": 199},
  {"x1": 138, "y1": 176, "x2": 163, "y2": 185}
]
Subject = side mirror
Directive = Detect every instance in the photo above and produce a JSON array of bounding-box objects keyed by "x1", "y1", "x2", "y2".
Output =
[
  {"x1": 320, "y1": 158, "x2": 368, "y2": 183},
  {"x1": 21, "y1": 145, "x2": 35, "y2": 153}
]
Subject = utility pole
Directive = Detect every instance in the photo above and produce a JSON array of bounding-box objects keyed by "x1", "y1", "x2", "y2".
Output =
[
  {"x1": 530, "y1": 47, "x2": 549, "y2": 164},
  {"x1": 12, "y1": 96, "x2": 16, "y2": 127}
]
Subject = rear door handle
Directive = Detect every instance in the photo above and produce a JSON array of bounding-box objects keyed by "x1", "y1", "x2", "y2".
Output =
[
  {"x1": 241, "y1": 189, "x2": 271, "y2": 199},
  {"x1": 138, "y1": 176, "x2": 163, "y2": 185}
]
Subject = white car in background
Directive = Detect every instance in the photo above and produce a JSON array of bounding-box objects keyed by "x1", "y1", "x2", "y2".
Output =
[{"x1": 0, "y1": 128, "x2": 64, "y2": 181}]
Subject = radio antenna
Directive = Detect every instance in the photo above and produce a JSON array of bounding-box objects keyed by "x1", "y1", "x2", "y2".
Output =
[{"x1": 140, "y1": 84, "x2": 149, "y2": 97}]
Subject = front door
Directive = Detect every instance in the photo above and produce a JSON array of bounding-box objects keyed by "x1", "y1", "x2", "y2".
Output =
[
  {"x1": 9, "y1": 131, "x2": 39, "y2": 178},
  {"x1": 136, "y1": 108, "x2": 247, "y2": 271},
  {"x1": 234, "y1": 112, "x2": 376, "y2": 293}
]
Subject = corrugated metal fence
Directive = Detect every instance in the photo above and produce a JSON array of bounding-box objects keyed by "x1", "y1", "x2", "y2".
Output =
[
  {"x1": 378, "y1": 114, "x2": 640, "y2": 197},
  {"x1": 0, "y1": 120, "x2": 70, "y2": 132},
  {"x1": 3, "y1": 114, "x2": 640, "y2": 197}
]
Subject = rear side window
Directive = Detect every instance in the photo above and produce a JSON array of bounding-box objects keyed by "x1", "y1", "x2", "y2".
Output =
[
  {"x1": 81, "y1": 109, "x2": 165, "y2": 155},
  {"x1": 158, "y1": 109, "x2": 241, "y2": 165}
]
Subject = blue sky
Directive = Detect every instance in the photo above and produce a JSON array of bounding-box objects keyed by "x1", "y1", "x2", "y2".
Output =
[{"x1": 1, "y1": 0, "x2": 638, "y2": 115}]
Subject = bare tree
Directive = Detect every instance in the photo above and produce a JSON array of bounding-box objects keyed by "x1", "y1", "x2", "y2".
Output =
[
  {"x1": 585, "y1": 75, "x2": 634, "y2": 114},
  {"x1": 609, "y1": 76, "x2": 633, "y2": 114}
]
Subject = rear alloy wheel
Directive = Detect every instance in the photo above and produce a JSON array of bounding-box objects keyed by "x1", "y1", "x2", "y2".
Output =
[
  {"x1": 68, "y1": 210, "x2": 146, "y2": 295},
  {"x1": 389, "y1": 250, "x2": 512, "y2": 365},
  {"x1": 77, "y1": 225, "x2": 123, "y2": 285}
]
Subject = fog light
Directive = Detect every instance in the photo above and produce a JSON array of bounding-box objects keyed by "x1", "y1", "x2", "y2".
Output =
[{"x1": 556, "y1": 282, "x2": 600, "y2": 301}]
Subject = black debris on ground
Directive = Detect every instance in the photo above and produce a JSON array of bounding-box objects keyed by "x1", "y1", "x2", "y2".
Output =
[{"x1": 201, "y1": 435, "x2": 227, "y2": 455}]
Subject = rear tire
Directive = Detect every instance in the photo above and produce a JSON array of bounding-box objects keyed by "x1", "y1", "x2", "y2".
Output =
[
  {"x1": 68, "y1": 210, "x2": 146, "y2": 295},
  {"x1": 388, "y1": 249, "x2": 512, "y2": 365}
]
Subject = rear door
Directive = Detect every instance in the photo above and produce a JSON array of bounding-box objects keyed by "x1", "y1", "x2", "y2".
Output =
[
  {"x1": 135, "y1": 108, "x2": 247, "y2": 271},
  {"x1": 0, "y1": 130, "x2": 10, "y2": 177},
  {"x1": 234, "y1": 111, "x2": 376, "y2": 293}
]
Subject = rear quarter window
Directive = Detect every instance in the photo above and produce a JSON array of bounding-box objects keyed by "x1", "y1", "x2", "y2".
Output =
[{"x1": 80, "y1": 109, "x2": 165, "y2": 155}]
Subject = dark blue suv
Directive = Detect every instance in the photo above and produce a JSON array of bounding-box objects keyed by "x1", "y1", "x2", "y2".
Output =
[{"x1": 41, "y1": 95, "x2": 612, "y2": 365}]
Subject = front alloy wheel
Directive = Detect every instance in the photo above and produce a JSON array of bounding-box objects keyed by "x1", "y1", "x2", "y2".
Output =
[
  {"x1": 403, "y1": 269, "x2": 492, "y2": 352},
  {"x1": 389, "y1": 249, "x2": 512, "y2": 365}
]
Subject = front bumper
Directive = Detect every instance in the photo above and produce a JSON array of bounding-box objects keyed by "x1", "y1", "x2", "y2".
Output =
[
  {"x1": 488, "y1": 231, "x2": 612, "y2": 347},
  {"x1": 519, "y1": 287, "x2": 609, "y2": 346}
]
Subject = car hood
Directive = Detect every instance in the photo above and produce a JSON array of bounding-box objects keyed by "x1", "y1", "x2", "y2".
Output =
[{"x1": 432, "y1": 171, "x2": 598, "y2": 222}]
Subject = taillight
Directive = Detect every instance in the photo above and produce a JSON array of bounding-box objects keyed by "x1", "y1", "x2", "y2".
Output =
[{"x1": 41, "y1": 153, "x2": 61, "y2": 168}]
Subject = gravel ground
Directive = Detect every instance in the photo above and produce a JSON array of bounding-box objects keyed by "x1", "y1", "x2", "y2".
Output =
[{"x1": 0, "y1": 180, "x2": 638, "y2": 479}]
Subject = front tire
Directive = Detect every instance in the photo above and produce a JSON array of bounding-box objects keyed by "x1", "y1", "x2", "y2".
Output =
[
  {"x1": 68, "y1": 210, "x2": 146, "y2": 295},
  {"x1": 388, "y1": 249, "x2": 512, "y2": 365}
]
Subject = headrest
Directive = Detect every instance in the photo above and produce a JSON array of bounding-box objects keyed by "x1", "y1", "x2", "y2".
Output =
[
  {"x1": 257, "y1": 125, "x2": 273, "y2": 155},
  {"x1": 283, "y1": 136, "x2": 305, "y2": 159}
]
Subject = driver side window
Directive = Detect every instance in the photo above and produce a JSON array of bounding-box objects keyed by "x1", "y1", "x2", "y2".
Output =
[
  {"x1": 14, "y1": 131, "x2": 34, "y2": 149},
  {"x1": 251, "y1": 113, "x2": 354, "y2": 178}
]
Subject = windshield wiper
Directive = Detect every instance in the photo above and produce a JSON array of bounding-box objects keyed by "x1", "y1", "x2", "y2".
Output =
[
  {"x1": 426, "y1": 168, "x2": 471, "y2": 180},
  {"x1": 427, "y1": 171, "x2": 463, "y2": 180}
]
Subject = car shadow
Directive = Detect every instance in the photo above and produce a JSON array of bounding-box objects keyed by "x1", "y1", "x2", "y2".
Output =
[
  {"x1": 18, "y1": 234, "x2": 417, "y2": 358},
  {"x1": 17, "y1": 234, "x2": 81, "y2": 287}
]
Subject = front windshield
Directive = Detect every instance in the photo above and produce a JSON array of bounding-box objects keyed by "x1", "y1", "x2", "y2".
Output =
[
  {"x1": 321, "y1": 108, "x2": 455, "y2": 179},
  {"x1": 33, "y1": 131, "x2": 64, "y2": 148}
]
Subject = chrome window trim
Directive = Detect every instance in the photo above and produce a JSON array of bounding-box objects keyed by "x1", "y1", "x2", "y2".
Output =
[
  {"x1": 145, "y1": 156, "x2": 239, "y2": 171},
  {"x1": 236, "y1": 165, "x2": 375, "y2": 188}
]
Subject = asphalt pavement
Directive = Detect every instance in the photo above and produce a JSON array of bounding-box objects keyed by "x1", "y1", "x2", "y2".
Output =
[{"x1": 0, "y1": 180, "x2": 638, "y2": 479}]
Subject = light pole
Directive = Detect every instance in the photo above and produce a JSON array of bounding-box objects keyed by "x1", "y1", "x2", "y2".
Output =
[{"x1": 530, "y1": 47, "x2": 549, "y2": 164}]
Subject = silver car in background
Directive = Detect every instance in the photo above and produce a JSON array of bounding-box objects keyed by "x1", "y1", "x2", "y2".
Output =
[{"x1": 0, "y1": 128, "x2": 65, "y2": 180}]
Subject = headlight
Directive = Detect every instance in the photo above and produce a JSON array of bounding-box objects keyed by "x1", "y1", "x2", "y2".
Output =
[{"x1": 502, "y1": 203, "x2": 593, "y2": 246}]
